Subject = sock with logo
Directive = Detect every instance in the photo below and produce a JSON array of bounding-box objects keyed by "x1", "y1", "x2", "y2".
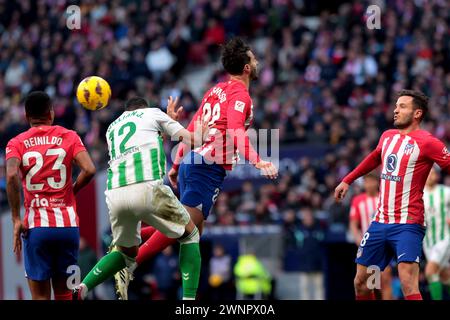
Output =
[
  {"x1": 428, "y1": 274, "x2": 443, "y2": 300},
  {"x1": 179, "y1": 227, "x2": 201, "y2": 300},
  {"x1": 82, "y1": 250, "x2": 129, "y2": 291}
]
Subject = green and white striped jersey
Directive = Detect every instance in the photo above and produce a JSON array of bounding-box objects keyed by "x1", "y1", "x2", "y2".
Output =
[
  {"x1": 106, "y1": 108, "x2": 183, "y2": 190},
  {"x1": 423, "y1": 184, "x2": 450, "y2": 249}
]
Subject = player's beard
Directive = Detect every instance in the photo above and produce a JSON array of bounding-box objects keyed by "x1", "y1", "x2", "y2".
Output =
[
  {"x1": 394, "y1": 113, "x2": 413, "y2": 129},
  {"x1": 250, "y1": 65, "x2": 258, "y2": 81}
]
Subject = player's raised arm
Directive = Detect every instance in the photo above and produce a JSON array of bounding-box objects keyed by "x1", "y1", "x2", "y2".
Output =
[
  {"x1": 227, "y1": 95, "x2": 278, "y2": 179},
  {"x1": 6, "y1": 156, "x2": 24, "y2": 254},
  {"x1": 335, "y1": 142, "x2": 383, "y2": 202},
  {"x1": 335, "y1": 149, "x2": 381, "y2": 202}
]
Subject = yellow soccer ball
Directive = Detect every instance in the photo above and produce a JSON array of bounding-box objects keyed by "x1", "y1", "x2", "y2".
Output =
[{"x1": 76, "y1": 76, "x2": 111, "y2": 110}]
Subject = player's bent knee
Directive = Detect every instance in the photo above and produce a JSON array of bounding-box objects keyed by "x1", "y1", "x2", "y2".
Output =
[
  {"x1": 354, "y1": 274, "x2": 369, "y2": 291},
  {"x1": 114, "y1": 245, "x2": 138, "y2": 267},
  {"x1": 178, "y1": 225, "x2": 200, "y2": 244}
]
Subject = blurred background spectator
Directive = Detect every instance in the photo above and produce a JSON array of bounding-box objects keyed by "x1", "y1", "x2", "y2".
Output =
[{"x1": 0, "y1": 0, "x2": 449, "y2": 300}]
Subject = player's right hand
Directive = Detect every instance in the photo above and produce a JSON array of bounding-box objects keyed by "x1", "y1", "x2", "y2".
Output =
[
  {"x1": 334, "y1": 182, "x2": 349, "y2": 202},
  {"x1": 166, "y1": 96, "x2": 183, "y2": 121},
  {"x1": 255, "y1": 160, "x2": 278, "y2": 179},
  {"x1": 168, "y1": 167, "x2": 179, "y2": 189},
  {"x1": 12, "y1": 218, "x2": 26, "y2": 255}
]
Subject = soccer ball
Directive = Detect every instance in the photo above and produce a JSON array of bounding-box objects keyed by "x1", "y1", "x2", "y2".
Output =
[{"x1": 76, "y1": 76, "x2": 111, "y2": 111}]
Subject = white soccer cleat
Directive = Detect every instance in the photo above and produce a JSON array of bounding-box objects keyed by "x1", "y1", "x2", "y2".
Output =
[{"x1": 114, "y1": 268, "x2": 134, "y2": 300}]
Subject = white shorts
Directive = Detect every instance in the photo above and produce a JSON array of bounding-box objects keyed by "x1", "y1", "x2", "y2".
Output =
[
  {"x1": 423, "y1": 239, "x2": 450, "y2": 267},
  {"x1": 105, "y1": 180, "x2": 190, "y2": 248}
]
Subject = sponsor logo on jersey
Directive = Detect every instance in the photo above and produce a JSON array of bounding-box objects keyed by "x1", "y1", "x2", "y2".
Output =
[
  {"x1": 404, "y1": 143, "x2": 415, "y2": 155},
  {"x1": 5, "y1": 147, "x2": 11, "y2": 154},
  {"x1": 30, "y1": 194, "x2": 49, "y2": 207},
  {"x1": 380, "y1": 173, "x2": 401, "y2": 182},
  {"x1": 442, "y1": 147, "x2": 449, "y2": 160},
  {"x1": 234, "y1": 100, "x2": 245, "y2": 113},
  {"x1": 386, "y1": 154, "x2": 397, "y2": 173}
]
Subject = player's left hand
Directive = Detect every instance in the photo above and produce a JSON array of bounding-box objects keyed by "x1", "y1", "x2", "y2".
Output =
[
  {"x1": 168, "y1": 167, "x2": 179, "y2": 189},
  {"x1": 12, "y1": 218, "x2": 26, "y2": 255},
  {"x1": 166, "y1": 96, "x2": 183, "y2": 121},
  {"x1": 334, "y1": 182, "x2": 349, "y2": 202},
  {"x1": 256, "y1": 160, "x2": 278, "y2": 179},
  {"x1": 193, "y1": 117, "x2": 212, "y2": 145}
]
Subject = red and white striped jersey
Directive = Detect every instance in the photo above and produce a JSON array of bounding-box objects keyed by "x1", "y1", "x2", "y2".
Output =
[
  {"x1": 6, "y1": 125, "x2": 86, "y2": 229},
  {"x1": 344, "y1": 129, "x2": 450, "y2": 226},
  {"x1": 349, "y1": 193, "x2": 378, "y2": 234},
  {"x1": 173, "y1": 79, "x2": 260, "y2": 171}
]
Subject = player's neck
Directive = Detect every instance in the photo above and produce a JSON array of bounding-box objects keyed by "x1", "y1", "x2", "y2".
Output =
[
  {"x1": 397, "y1": 123, "x2": 420, "y2": 135},
  {"x1": 425, "y1": 184, "x2": 437, "y2": 191},
  {"x1": 366, "y1": 191, "x2": 377, "y2": 197},
  {"x1": 229, "y1": 75, "x2": 249, "y2": 89},
  {"x1": 30, "y1": 121, "x2": 52, "y2": 127}
]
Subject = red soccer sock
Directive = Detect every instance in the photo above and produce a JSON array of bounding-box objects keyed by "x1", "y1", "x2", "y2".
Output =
[
  {"x1": 405, "y1": 293, "x2": 422, "y2": 300},
  {"x1": 140, "y1": 226, "x2": 157, "y2": 242},
  {"x1": 356, "y1": 292, "x2": 375, "y2": 300},
  {"x1": 54, "y1": 291, "x2": 72, "y2": 300},
  {"x1": 136, "y1": 230, "x2": 177, "y2": 265}
]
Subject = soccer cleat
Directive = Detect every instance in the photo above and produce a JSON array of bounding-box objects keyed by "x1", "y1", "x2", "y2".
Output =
[
  {"x1": 114, "y1": 268, "x2": 133, "y2": 300},
  {"x1": 72, "y1": 285, "x2": 86, "y2": 300}
]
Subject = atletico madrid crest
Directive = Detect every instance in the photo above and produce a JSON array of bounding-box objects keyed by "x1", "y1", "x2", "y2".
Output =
[{"x1": 404, "y1": 143, "x2": 415, "y2": 155}]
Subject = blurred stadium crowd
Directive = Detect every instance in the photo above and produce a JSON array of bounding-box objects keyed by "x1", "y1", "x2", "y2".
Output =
[{"x1": 0, "y1": 0, "x2": 449, "y2": 299}]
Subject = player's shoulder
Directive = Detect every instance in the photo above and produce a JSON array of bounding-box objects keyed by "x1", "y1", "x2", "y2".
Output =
[
  {"x1": 52, "y1": 125, "x2": 79, "y2": 138},
  {"x1": 225, "y1": 80, "x2": 250, "y2": 97},
  {"x1": 7, "y1": 128, "x2": 32, "y2": 144},
  {"x1": 413, "y1": 130, "x2": 443, "y2": 147},
  {"x1": 380, "y1": 129, "x2": 398, "y2": 137}
]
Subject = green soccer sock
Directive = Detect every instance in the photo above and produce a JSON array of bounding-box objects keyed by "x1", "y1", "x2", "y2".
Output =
[
  {"x1": 82, "y1": 250, "x2": 128, "y2": 291},
  {"x1": 179, "y1": 228, "x2": 201, "y2": 299},
  {"x1": 428, "y1": 281, "x2": 443, "y2": 300}
]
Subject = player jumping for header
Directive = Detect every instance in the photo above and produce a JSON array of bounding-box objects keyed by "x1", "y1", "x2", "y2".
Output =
[{"x1": 114, "y1": 37, "x2": 278, "y2": 299}]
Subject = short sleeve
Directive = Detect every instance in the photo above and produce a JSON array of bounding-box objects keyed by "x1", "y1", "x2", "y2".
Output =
[
  {"x1": 426, "y1": 137, "x2": 450, "y2": 171},
  {"x1": 153, "y1": 108, "x2": 184, "y2": 137},
  {"x1": 72, "y1": 132, "x2": 87, "y2": 158},
  {"x1": 5, "y1": 138, "x2": 22, "y2": 161}
]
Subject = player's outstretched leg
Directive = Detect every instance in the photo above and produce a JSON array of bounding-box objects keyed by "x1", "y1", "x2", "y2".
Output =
[
  {"x1": 140, "y1": 226, "x2": 158, "y2": 242},
  {"x1": 178, "y1": 220, "x2": 201, "y2": 300},
  {"x1": 72, "y1": 246, "x2": 137, "y2": 300}
]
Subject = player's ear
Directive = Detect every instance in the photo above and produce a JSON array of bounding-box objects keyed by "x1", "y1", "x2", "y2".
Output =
[
  {"x1": 243, "y1": 63, "x2": 251, "y2": 75},
  {"x1": 414, "y1": 108, "x2": 423, "y2": 121},
  {"x1": 49, "y1": 109, "x2": 55, "y2": 123}
]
